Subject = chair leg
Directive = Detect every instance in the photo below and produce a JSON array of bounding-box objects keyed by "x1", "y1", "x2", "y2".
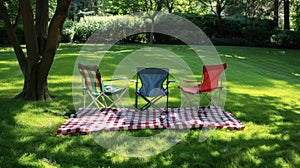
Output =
[
  {"x1": 100, "y1": 94, "x2": 108, "y2": 107},
  {"x1": 108, "y1": 88, "x2": 128, "y2": 108},
  {"x1": 86, "y1": 97, "x2": 100, "y2": 108},
  {"x1": 86, "y1": 92, "x2": 107, "y2": 109},
  {"x1": 135, "y1": 93, "x2": 138, "y2": 109},
  {"x1": 83, "y1": 89, "x2": 86, "y2": 108},
  {"x1": 203, "y1": 91, "x2": 220, "y2": 108},
  {"x1": 181, "y1": 92, "x2": 196, "y2": 108},
  {"x1": 138, "y1": 95, "x2": 167, "y2": 114},
  {"x1": 139, "y1": 95, "x2": 152, "y2": 110},
  {"x1": 166, "y1": 94, "x2": 169, "y2": 113}
]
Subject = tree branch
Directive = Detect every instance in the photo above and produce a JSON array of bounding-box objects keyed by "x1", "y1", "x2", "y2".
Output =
[
  {"x1": 38, "y1": 0, "x2": 72, "y2": 82},
  {"x1": 20, "y1": 0, "x2": 40, "y2": 67},
  {"x1": 36, "y1": 0, "x2": 49, "y2": 56},
  {"x1": 12, "y1": 6, "x2": 21, "y2": 33},
  {"x1": 0, "y1": 0, "x2": 27, "y2": 74}
]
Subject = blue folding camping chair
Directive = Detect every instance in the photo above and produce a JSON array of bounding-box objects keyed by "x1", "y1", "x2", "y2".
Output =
[{"x1": 133, "y1": 67, "x2": 174, "y2": 113}]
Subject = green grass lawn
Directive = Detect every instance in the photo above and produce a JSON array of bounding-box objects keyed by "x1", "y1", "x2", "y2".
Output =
[{"x1": 0, "y1": 44, "x2": 299, "y2": 167}]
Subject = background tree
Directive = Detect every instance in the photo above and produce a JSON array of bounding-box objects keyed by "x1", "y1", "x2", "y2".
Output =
[
  {"x1": 68, "y1": 0, "x2": 100, "y2": 21},
  {"x1": 225, "y1": 0, "x2": 243, "y2": 16},
  {"x1": 0, "y1": 0, "x2": 72, "y2": 101},
  {"x1": 141, "y1": 0, "x2": 164, "y2": 44},
  {"x1": 103, "y1": 0, "x2": 164, "y2": 44},
  {"x1": 284, "y1": 0, "x2": 290, "y2": 30},
  {"x1": 199, "y1": 0, "x2": 227, "y2": 20},
  {"x1": 164, "y1": 0, "x2": 176, "y2": 13},
  {"x1": 291, "y1": 0, "x2": 300, "y2": 30},
  {"x1": 274, "y1": 0, "x2": 279, "y2": 27}
]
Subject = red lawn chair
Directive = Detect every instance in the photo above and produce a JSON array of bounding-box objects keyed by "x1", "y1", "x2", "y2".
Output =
[{"x1": 178, "y1": 63, "x2": 227, "y2": 110}]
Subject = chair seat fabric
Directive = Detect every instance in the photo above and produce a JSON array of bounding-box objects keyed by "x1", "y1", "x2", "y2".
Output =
[
  {"x1": 78, "y1": 63, "x2": 128, "y2": 108},
  {"x1": 178, "y1": 84, "x2": 221, "y2": 94},
  {"x1": 178, "y1": 63, "x2": 227, "y2": 108},
  {"x1": 137, "y1": 88, "x2": 168, "y2": 97},
  {"x1": 178, "y1": 84, "x2": 202, "y2": 94},
  {"x1": 135, "y1": 67, "x2": 172, "y2": 112}
]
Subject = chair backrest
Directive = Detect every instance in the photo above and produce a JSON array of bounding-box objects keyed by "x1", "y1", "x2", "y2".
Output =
[
  {"x1": 201, "y1": 63, "x2": 227, "y2": 92},
  {"x1": 78, "y1": 64, "x2": 103, "y2": 94},
  {"x1": 137, "y1": 67, "x2": 169, "y2": 97}
]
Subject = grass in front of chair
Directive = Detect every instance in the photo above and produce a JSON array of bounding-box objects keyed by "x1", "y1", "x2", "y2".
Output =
[{"x1": 0, "y1": 44, "x2": 299, "y2": 167}]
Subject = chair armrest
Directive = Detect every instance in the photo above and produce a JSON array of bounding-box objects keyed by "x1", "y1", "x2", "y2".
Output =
[
  {"x1": 167, "y1": 80, "x2": 176, "y2": 84},
  {"x1": 182, "y1": 79, "x2": 201, "y2": 83},
  {"x1": 130, "y1": 79, "x2": 138, "y2": 83},
  {"x1": 104, "y1": 77, "x2": 129, "y2": 88},
  {"x1": 104, "y1": 77, "x2": 128, "y2": 82}
]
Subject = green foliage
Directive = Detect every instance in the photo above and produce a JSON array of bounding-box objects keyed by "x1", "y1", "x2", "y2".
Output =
[
  {"x1": 61, "y1": 19, "x2": 76, "y2": 43},
  {"x1": 214, "y1": 15, "x2": 276, "y2": 46},
  {"x1": 72, "y1": 15, "x2": 147, "y2": 43},
  {"x1": 0, "y1": 26, "x2": 9, "y2": 44},
  {"x1": 219, "y1": 18, "x2": 243, "y2": 38},
  {"x1": 73, "y1": 16, "x2": 104, "y2": 41},
  {"x1": 1, "y1": 0, "x2": 19, "y2": 19},
  {"x1": 271, "y1": 30, "x2": 300, "y2": 49},
  {"x1": 68, "y1": 0, "x2": 99, "y2": 21},
  {"x1": 59, "y1": 13, "x2": 300, "y2": 48},
  {"x1": 176, "y1": 13, "x2": 277, "y2": 47},
  {"x1": 178, "y1": 13, "x2": 218, "y2": 38},
  {"x1": 291, "y1": 1, "x2": 300, "y2": 30},
  {"x1": 0, "y1": 25, "x2": 24, "y2": 44},
  {"x1": 211, "y1": 37, "x2": 248, "y2": 46},
  {"x1": 102, "y1": 0, "x2": 141, "y2": 15}
]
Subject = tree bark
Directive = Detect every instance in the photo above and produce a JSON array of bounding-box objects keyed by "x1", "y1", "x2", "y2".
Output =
[
  {"x1": 216, "y1": 0, "x2": 225, "y2": 21},
  {"x1": 284, "y1": 0, "x2": 290, "y2": 30},
  {"x1": 36, "y1": 0, "x2": 72, "y2": 101},
  {"x1": 274, "y1": 0, "x2": 279, "y2": 28},
  {"x1": 20, "y1": 0, "x2": 41, "y2": 100}
]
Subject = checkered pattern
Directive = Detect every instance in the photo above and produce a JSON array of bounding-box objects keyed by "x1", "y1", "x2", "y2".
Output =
[
  {"x1": 78, "y1": 64, "x2": 102, "y2": 94},
  {"x1": 57, "y1": 106, "x2": 245, "y2": 135}
]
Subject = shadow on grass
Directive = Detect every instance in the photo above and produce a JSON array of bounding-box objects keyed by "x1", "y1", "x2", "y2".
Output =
[
  {"x1": 1, "y1": 85, "x2": 299, "y2": 167},
  {"x1": 0, "y1": 97, "x2": 27, "y2": 167}
]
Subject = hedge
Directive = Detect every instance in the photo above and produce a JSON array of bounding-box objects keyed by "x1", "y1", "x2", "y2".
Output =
[{"x1": 1, "y1": 13, "x2": 295, "y2": 49}]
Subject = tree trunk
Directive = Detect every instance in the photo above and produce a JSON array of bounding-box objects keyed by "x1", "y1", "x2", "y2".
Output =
[
  {"x1": 0, "y1": 2, "x2": 27, "y2": 74},
  {"x1": 165, "y1": 0, "x2": 174, "y2": 13},
  {"x1": 150, "y1": 17, "x2": 155, "y2": 44},
  {"x1": 0, "y1": 0, "x2": 71, "y2": 101},
  {"x1": 19, "y1": 0, "x2": 43, "y2": 100},
  {"x1": 274, "y1": 0, "x2": 279, "y2": 28},
  {"x1": 284, "y1": 0, "x2": 290, "y2": 30},
  {"x1": 216, "y1": 0, "x2": 223, "y2": 21}
]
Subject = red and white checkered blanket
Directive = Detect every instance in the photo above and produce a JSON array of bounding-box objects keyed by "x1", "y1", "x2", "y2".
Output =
[{"x1": 57, "y1": 106, "x2": 245, "y2": 135}]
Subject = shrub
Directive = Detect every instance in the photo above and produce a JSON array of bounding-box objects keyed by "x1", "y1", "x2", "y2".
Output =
[
  {"x1": 60, "y1": 13, "x2": 299, "y2": 48},
  {"x1": 271, "y1": 30, "x2": 300, "y2": 49},
  {"x1": 176, "y1": 13, "x2": 218, "y2": 38},
  {"x1": 100, "y1": 15, "x2": 147, "y2": 43},
  {"x1": 219, "y1": 19, "x2": 243, "y2": 38},
  {"x1": 72, "y1": 15, "x2": 147, "y2": 43},
  {"x1": 220, "y1": 16, "x2": 276, "y2": 46},
  {"x1": 61, "y1": 19, "x2": 76, "y2": 43},
  {"x1": 211, "y1": 37, "x2": 248, "y2": 46},
  {"x1": 73, "y1": 16, "x2": 105, "y2": 42},
  {"x1": 0, "y1": 25, "x2": 24, "y2": 44}
]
